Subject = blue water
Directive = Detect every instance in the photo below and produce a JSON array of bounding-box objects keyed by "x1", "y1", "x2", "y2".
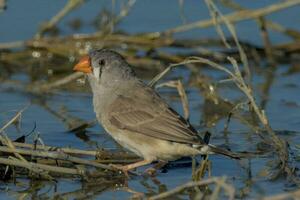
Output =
[{"x1": 1, "y1": 1, "x2": 300, "y2": 199}]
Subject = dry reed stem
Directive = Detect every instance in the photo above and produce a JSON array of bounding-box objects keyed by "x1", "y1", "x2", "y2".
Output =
[
  {"x1": 0, "y1": 40, "x2": 24, "y2": 49},
  {"x1": 0, "y1": 106, "x2": 28, "y2": 133},
  {"x1": 262, "y1": 188, "x2": 300, "y2": 200},
  {"x1": 196, "y1": 0, "x2": 291, "y2": 179},
  {"x1": 1, "y1": 0, "x2": 136, "y2": 49},
  {"x1": 35, "y1": 0, "x2": 85, "y2": 38},
  {"x1": 98, "y1": 0, "x2": 136, "y2": 34},
  {"x1": 149, "y1": 54, "x2": 292, "y2": 178},
  {"x1": 206, "y1": 0, "x2": 231, "y2": 49},
  {"x1": 12, "y1": 142, "x2": 97, "y2": 156},
  {"x1": 191, "y1": 56, "x2": 292, "y2": 179},
  {"x1": 31, "y1": 72, "x2": 84, "y2": 92},
  {"x1": 161, "y1": 0, "x2": 300, "y2": 35},
  {"x1": 147, "y1": 6, "x2": 293, "y2": 175},
  {"x1": 0, "y1": 109, "x2": 120, "y2": 176},
  {"x1": 0, "y1": 157, "x2": 83, "y2": 176},
  {"x1": 156, "y1": 80, "x2": 190, "y2": 120},
  {"x1": 210, "y1": 176, "x2": 226, "y2": 200},
  {"x1": 258, "y1": 17, "x2": 276, "y2": 66},
  {"x1": 0, "y1": 107, "x2": 31, "y2": 162},
  {"x1": 148, "y1": 60, "x2": 202, "y2": 87},
  {"x1": 220, "y1": 0, "x2": 300, "y2": 40},
  {"x1": 1, "y1": 134, "x2": 27, "y2": 162},
  {"x1": 205, "y1": 0, "x2": 251, "y2": 82},
  {"x1": 0, "y1": 146, "x2": 114, "y2": 171},
  {"x1": 192, "y1": 156, "x2": 211, "y2": 181},
  {"x1": 0, "y1": 33, "x2": 170, "y2": 50},
  {"x1": 11, "y1": 142, "x2": 138, "y2": 160},
  {"x1": 0, "y1": 134, "x2": 55, "y2": 179},
  {"x1": 149, "y1": 176, "x2": 235, "y2": 200}
]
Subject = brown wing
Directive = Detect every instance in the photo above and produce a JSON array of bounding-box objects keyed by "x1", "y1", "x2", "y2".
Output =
[{"x1": 107, "y1": 85, "x2": 203, "y2": 145}]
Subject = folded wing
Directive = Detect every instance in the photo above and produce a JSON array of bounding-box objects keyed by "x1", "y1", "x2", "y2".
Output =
[{"x1": 107, "y1": 84, "x2": 203, "y2": 145}]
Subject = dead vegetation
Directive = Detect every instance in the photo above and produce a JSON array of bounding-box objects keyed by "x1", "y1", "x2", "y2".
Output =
[{"x1": 1, "y1": 0, "x2": 300, "y2": 199}]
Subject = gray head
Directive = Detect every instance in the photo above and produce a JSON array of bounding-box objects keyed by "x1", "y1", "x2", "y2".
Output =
[{"x1": 74, "y1": 49, "x2": 136, "y2": 87}]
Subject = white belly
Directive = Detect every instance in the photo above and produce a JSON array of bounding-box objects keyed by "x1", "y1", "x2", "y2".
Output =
[{"x1": 102, "y1": 122, "x2": 200, "y2": 161}]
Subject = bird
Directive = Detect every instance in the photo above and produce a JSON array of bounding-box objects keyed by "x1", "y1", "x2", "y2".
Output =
[{"x1": 73, "y1": 49, "x2": 240, "y2": 173}]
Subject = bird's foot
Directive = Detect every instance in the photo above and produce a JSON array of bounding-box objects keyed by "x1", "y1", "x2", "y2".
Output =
[
  {"x1": 109, "y1": 164, "x2": 131, "y2": 178},
  {"x1": 144, "y1": 161, "x2": 168, "y2": 177},
  {"x1": 110, "y1": 160, "x2": 154, "y2": 178},
  {"x1": 144, "y1": 167, "x2": 157, "y2": 176}
]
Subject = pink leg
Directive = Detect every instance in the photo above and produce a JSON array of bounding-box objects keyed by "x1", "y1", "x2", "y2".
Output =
[
  {"x1": 110, "y1": 159, "x2": 153, "y2": 177},
  {"x1": 145, "y1": 161, "x2": 168, "y2": 176},
  {"x1": 120, "y1": 159, "x2": 153, "y2": 171}
]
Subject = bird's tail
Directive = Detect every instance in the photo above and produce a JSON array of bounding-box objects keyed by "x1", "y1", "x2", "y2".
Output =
[{"x1": 197, "y1": 144, "x2": 241, "y2": 159}]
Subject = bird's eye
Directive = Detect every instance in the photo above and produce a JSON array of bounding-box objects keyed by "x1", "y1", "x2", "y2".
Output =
[{"x1": 99, "y1": 59, "x2": 105, "y2": 66}]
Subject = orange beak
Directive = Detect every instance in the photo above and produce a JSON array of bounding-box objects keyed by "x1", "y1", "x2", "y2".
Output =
[{"x1": 73, "y1": 55, "x2": 92, "y2": 73}]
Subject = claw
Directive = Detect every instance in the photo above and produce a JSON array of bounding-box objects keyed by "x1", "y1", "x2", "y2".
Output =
[
  {"x1": 109, "y1": 164, "x2": 130, "y2": 178},
  {"x1": 144, "y1": 167, "x2": 157, "y2": 176},
  {"x1": 144, "y1": 161, "x2": 168, "y2": 177}
]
